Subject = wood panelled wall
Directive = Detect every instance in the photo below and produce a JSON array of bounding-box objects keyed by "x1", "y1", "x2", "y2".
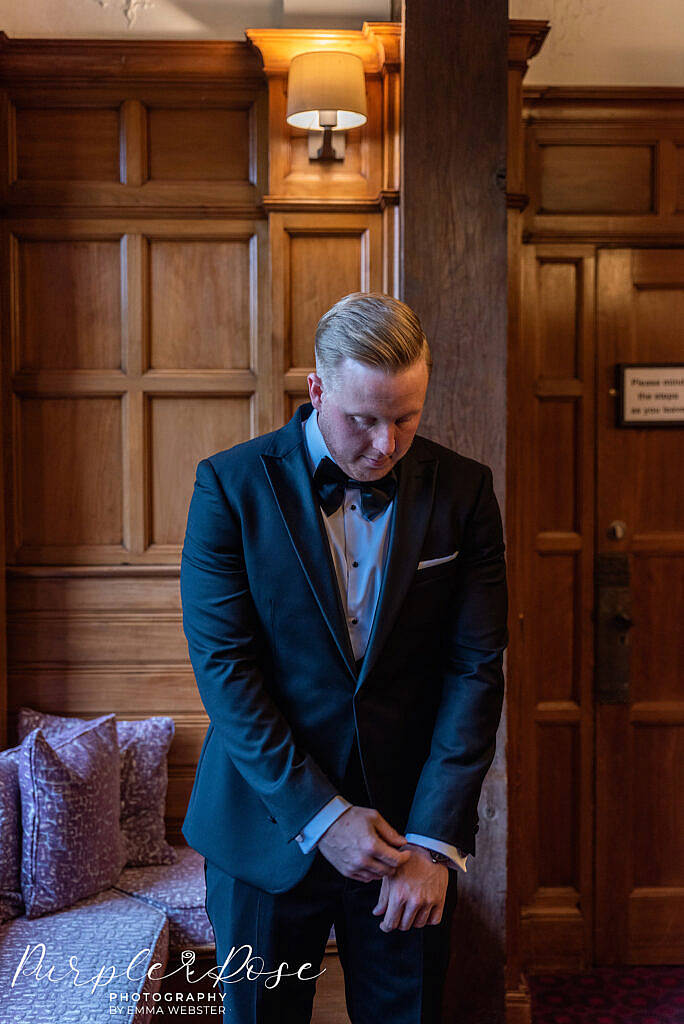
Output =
[
  {"x1": 247, "y1": 26, "x2": 400, "y2": 421},
  {"x1": 0, "y1": 29, "x2": 400, "y2": 844},
  {"x1": 509, "y1": 87, "x2": 684, "y2": 977}
]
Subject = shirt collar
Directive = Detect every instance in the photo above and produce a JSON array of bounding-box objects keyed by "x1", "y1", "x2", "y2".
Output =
[{"x1": 302, "y1": 406, "x2": 337, "y2": 474}]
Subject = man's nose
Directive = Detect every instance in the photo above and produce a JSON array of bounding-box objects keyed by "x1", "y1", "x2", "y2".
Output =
[{"x1": 372, "y1": 424, "x2": 397, "y2": 456}]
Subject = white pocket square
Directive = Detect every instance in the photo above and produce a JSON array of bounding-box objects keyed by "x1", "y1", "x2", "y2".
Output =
[{"x1": 417, "y1": 551, "x2": 459, "y2": 570}]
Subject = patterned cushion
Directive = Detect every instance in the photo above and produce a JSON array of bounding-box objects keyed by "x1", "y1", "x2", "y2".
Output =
[
  {"x1": 114, "y1": 845, "x2": 215, "y2": 952},
  {"x1": 18, "y1": 707, "x2": 177, "y2": 868},
  {"x1": 0, "y1": 746, "x2": 22, "y2": 924},
  {"x1": 0, "y1": 886, "x2": 168, "y2": 1023},
  {"x1": 18, "y1": 716, "x2": 125, "y2": 918}
]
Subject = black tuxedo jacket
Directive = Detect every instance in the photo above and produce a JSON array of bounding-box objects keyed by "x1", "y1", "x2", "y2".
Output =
[{"x1": 180, "y1": 403, "x2": 508, "y2": 893}]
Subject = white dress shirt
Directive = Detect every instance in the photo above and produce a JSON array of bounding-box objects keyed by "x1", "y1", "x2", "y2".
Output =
[{"x1": 293, "y1": 409, "x2": 468, "y2": 873}]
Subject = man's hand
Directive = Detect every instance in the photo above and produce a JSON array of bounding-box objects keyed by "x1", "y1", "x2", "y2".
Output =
[
  {"x1": 371, "y1": 843, "x2": 449, "y2": 932},
  {"x1": 317, "y1": 806, "x2": 411, "y2": 882}
]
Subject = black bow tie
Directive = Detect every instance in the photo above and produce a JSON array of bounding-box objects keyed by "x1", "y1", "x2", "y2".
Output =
[{"x1": 313, "y1": 456, "x2": 397, "y2": 521}]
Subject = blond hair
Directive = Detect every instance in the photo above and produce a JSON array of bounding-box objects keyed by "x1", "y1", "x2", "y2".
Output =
[{"x1": 314, "y1": 292, "x2": 431, "y2": 387}]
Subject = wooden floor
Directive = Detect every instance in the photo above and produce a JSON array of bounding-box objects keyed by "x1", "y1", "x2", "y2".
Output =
[{"x1": 311, "y1": 951, "x2": 350, "y2": 1023}]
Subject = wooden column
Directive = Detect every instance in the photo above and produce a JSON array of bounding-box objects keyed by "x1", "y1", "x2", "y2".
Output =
[
  {"x1": 402, "y1": 4, "x2": 508, "y2": 1021},
  {"x1": 505, "y1": 22, "x2": 550, "y2": 1024}
]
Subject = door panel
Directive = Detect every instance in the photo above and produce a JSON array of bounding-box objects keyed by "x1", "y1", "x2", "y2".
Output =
[{"x1": 595, "y1": 249, "x2": 684, "y2": 964}]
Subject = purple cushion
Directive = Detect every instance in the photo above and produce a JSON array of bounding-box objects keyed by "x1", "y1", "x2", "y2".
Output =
[
  {"x1": 114, "y1": 845, "x2": 215, "y2": 952},
  {"x1": 18, "y1": 708, "x2": 176, "y2": 867},
  {"x1": 18, "y1": 715, "x2": 125, "y2": 918},
  {"x1": 0, "y1": 746, "x2": 23, "y2": 923}
]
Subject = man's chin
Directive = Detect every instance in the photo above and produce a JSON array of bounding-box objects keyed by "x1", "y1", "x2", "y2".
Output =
[{"x1": 354, "y1": 458, "x2": 394, "y2": 480}]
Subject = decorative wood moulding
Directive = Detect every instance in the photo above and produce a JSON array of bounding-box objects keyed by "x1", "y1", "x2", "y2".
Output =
[
  {"x1": 246, "y1": 23, "x2": 400, "y2": 76},
  {"x1": 9, "y1": 207, "x2": 268, "y2": 221},
  {"x1": 525, "y1": 85, "x2": 684, "y2": 102},
  {"x1": 505, "y1": 982, "x2": 532, "y2": 1024},
  {"x1": 508, "y1": 20, "x2": 550, "y2": 73},
  {"x1": 363, "y1": 22, "x2": 401, "y2": 71},
  {"x1": 0, "y1": 32, "x2": 264, "y2": 84},
  {"x1": 507, "y1": 193, "x2": 529, "y2": 211},
  {"x1": 507, "y1": 22, "x2": 549, "y2": 211},
  {"x1": 6, "y1": 565, "x2": 180, "y2": 578},
  {"x1": 262, "y1": 194, "x2": 398, "y2": 213},
  {"x1": 520, "y1": 888, "x2": 585, "y2": 971}
]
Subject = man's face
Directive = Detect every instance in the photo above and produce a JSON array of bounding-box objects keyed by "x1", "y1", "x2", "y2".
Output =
[{"x1": 307, "y1": 356, "x2": 429, "y2": 481}]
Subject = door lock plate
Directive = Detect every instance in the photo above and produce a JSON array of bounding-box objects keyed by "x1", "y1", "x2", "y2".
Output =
[{"x1": 595, "y1": 554, "x2": 632, "y2": 704}]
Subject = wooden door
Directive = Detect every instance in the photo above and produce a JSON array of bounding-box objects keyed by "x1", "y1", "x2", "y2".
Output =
[{"x1": 595, "y1": 249, "x2": 684, "y2": 963}]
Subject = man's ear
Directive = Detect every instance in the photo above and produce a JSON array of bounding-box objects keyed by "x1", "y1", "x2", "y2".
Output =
[{"x1": 308, "y1": 371, "x2": 324, "y2": 411}]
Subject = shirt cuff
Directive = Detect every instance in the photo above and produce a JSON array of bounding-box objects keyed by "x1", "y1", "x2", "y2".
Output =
[
  {"x1": 405, "y1": 833, "x2": 469, "y2": 873},
  {"x1": 294, "y1": 796, "x2": 352, "y2": 854}
]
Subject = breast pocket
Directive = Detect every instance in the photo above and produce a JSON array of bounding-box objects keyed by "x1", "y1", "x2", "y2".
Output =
[
  {"x1": 417, "y1": 550, "x2": 459, "y2": 571},
  {"x1": 413, "y1": 550, "x2": 459, "y2": 588}
]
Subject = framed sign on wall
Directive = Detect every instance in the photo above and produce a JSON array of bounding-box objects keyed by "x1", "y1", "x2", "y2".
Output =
[{"x1": 616, "y1": 364, "x2": 684, "y2": 427}]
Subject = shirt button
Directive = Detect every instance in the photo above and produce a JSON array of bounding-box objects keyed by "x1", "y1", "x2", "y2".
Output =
[
  {"x1": 352, "y1": 561, "x2": 359, "y2": 568},
  {"x1": 350, "y1": 503, "x2": 357, "y2": 511},
  {"x1": 351, "y1": 617, "x2": 358, "y2": 625}
]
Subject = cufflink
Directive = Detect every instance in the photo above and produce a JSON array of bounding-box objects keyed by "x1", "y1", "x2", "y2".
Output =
[
  {"x1": 295, "y1": 833, "x2": 304, "y2": 843},
  {"x1": 429, "y1": 850, "x2": 449, "y2": 864}
]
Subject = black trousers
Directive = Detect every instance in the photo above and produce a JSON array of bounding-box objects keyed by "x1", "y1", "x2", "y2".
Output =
[
  {"x1": 202, "y1": 746, "x2": 458, "y2": 1023},
  {"x1": 204, "y1": 849, "x2": 457, "y2": 1024}
]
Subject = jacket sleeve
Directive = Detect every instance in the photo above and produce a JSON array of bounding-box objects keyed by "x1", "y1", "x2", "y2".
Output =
[
  {"x1": 405, "y1": 464, "x2": 508, "y2": 856},
  {"x1": 180, "y1": 457, "x2": 339, "y2": 841}
]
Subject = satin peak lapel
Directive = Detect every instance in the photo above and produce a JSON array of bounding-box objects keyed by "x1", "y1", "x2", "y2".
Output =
[
  {"x1": 356, "y1": 448, "x2": 438, "y2": 692},
  {"x1": 261, "y1": 444, "x2": 358, "y2": 681}
]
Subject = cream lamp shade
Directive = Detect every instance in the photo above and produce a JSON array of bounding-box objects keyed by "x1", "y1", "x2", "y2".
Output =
[{"x1": 286, "y1": 51, "x2": 367, "y2": 131}]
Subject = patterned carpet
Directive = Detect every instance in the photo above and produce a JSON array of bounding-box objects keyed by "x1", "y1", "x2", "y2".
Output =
[{"x1": 528, "y1": 967, "x2": 684, "y2": 1023}]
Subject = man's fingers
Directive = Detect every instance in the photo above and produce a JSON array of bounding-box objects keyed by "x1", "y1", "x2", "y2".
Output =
[
  {"x1": 379, "y1": 911, "x2": 399, "y2": 932},
  {"x1": 374, "y1": 850, "x2": 410, "y2": 870},
  {"x1": 412, "y1": 906, "x2": 432, "y2": 929},
  {"x1": 365, "y1": 858, "x2": 399, "y2": 878},
  {"x1": 317, "y1": 807, "x2": 413, "y2": 881},
  {"x1": 399, "y1": 902, "x2": 421, "y2": 931},
  {"x1": 374, "y1": 815, "x2": 408, "y2": 849},
  {"x1": 379, "y1": 890, "x2": 404, "y2": 933},
  {"x1": 372, "y1": 878, "x2": 390, "y2": 916},
  {"x1": 370, "y1": 839, "x2": 411, "y2": 869},
  {"x1": 352, "y1": 869, "x2": 378, "y2": 883},
  {"x1": 357, "y1": 861, "x2": 393, "y2": 880},
  {"x1": 370, "y1": 843, "x2": 450, "y2": 931},
  {"x1": 387, "y1": 899, "x2": 439, "y2": 932},
  {"x1": 427, "y1": 905, "x2": 443, "y2": 926}
]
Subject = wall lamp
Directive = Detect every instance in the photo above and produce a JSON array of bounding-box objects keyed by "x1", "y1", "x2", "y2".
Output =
[{"x1": 286, "y1": 51, "x2": 367, "y2": 161}]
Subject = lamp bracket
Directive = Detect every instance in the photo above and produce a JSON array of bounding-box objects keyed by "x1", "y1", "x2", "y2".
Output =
[{"x1": 308, "y1": 128, "x2": 345, "y2": 161}]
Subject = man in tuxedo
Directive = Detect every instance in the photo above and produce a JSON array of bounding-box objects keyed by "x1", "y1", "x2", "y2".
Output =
[{"x1": 180, "y1": 292, "x2": 508, "y2": 1023}]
